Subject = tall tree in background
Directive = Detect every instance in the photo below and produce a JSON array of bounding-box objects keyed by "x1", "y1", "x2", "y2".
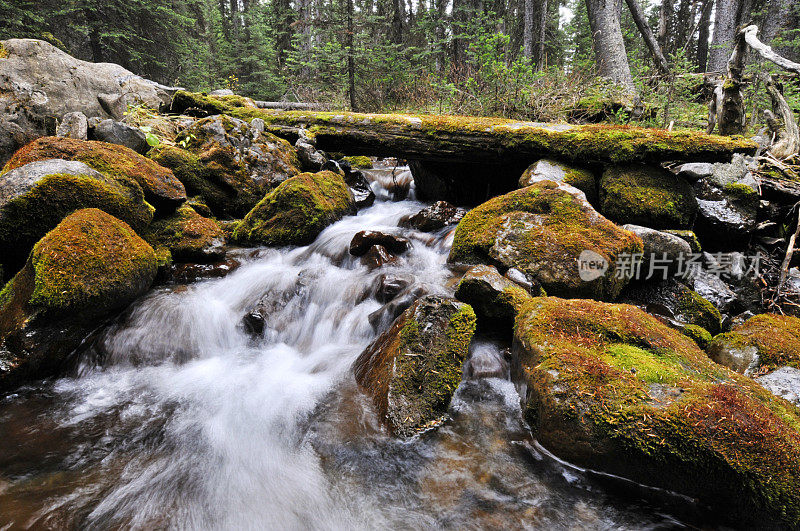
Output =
[
  {"x1": 624, "y1": 0, "x2": 670, "y2": 74},
  {"x1": 584, "y1": 0, "x2": 635, "y2": 91},
  {"x1": 708, "y1": 0, "x2": 752, "y2": 72},
  {"x1": 524, "y1": 0, "x2": 548, "y2": 68}
]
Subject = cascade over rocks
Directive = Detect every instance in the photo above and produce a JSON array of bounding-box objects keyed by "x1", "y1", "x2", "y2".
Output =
[
  {"x1": 4, "y1": 136, "x2": 186, "y2": 211},
  {"x1": 150, "y1": 114, "x2": 300, "y2": 217},
  {"x1": 599, "y1": 164, "x2": 697, "y2": 229},
  {"x1": 0, "y1": 208, "x2": 157, "y2": 391},
  {"x1": 353, "y1": 295, "x2": 477, "y2": 438},
  {"x1": 399, "y1": 201, "x2": 466, "y2": 232},
  {"x1": 513, "y1": 296, "x2": 800, "y2": 529},
  {"x1": 448, "y1": 180, "x2": 643, "y2": 300},
  {"x1": 233, "y1": 170, "x2": 355, "y2": 247},
  {"x1": 0, "y1": 158, "x2": 155, "y2": 277},
  {"x1": 0, "y1": 39, "x2": 180, "y2": 164}
]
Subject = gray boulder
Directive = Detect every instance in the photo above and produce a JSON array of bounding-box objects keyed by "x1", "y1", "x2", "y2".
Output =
[
  {"x1": 622, "y1": 224, "x2": 692, "y2": 276},
  {"x1": 91, "y1": 119, "x2": 149, "y2": 154},
  {"x1": 676, "y1": 162, "x2": 713, "y2": 182},
  {"x1": 56, "y1": 111, "x2": 88, "y2": 140},
  {"x1": 519, "y1": 158, "x2": 597, "y2": 202},
  {"x1": 756, "y1": 367, "x2": 800, "y2": 406},
  {"x1": 0, "y1": 38, "x2": 181, "y2": 163}
]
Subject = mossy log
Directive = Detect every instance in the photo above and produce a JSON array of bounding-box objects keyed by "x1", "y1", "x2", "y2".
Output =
[{"x1": 171, "y1": 91, "x2": 757, "y2": 166}]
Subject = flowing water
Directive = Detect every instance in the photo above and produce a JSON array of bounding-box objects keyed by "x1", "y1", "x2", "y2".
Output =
[{"x1": 1, "y1": 164, "x2": 702, "y2": 529}]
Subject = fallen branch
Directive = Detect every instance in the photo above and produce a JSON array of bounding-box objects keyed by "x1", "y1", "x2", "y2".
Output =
[
  {"x1": 778, "y1": 205, "x2": 800, "y2": 296},
  {"x1": 254, "y1": 101, "x2": 330, "y2": 111},
  {"x1": 762, "y1": 74, "x2": 800, "y2": 160}
]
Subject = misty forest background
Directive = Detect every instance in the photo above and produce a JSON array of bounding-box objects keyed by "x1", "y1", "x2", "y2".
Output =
[{"x1": 1, "y1": 0, "x2": 798, "y2": 128}]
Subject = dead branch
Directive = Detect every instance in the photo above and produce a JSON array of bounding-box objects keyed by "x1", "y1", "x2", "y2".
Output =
[
  {"x1": 761, "y1": 74, "x2": 800, "y2": 160},
  {"x1": 778, "y1": 205, "x2": 800, "y2": 296},
  {"x1": 740, "y1": 25, "x2": 800, "y2": 76}
]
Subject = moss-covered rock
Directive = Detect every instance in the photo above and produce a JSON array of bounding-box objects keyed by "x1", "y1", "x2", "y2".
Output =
[
  {"x1": 682, "y1": 324, "x2": 712, "y2": 349},
  {"x1": 708, "y1": 314, "x2": 800, "y2": 374},
  {"x1": 663, "y1": 229, "x2": 702, "y2": 253},
  {"x1": 142, "y1": 204, "x2": 225, "y2": 263},
  {"x1": 518, "y1": 159, "x2": 597, "y2": 203},
  {"x1": 341, "y1": 155, "x2": 373, "y2": 169},
  {"x1": 0, "y1": 159, "x2": 155, "y2": 277},
  {"x1": 622, "y1": 279, "x2": 722, "y2": 335},
  {"x1": 353, "y1": 295, "x2": 476, "y2": 438},
  {"x1": 0, "y1": 209, "x2": 157, "y2": 390},
  {"x1": 448, "y1": 181, "x2": 642, "y2": 300},
  {"x1": 600, "y1": 164, "x2": 697, "y2": 229},
  {"x1": 233, "y1": 170, "x2": 355, "y2": 247},
  {"x1": 514, "y1": 297, "x2": 800, "y2": 528},
  {"x1": 454, "y1": 265, "x2": 536, "y2": 328},
  {"x1": 3, "y1": 136, "x2": 186, "y2": 211},
  {"x1": 152, "y1": 115, "x2": 300, "y2": 218}
]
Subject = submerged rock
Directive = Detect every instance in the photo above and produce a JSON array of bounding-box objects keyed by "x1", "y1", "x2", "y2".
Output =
[
  {"x1": 519, "y1": 158, "x2": 597, "y2": 203},
  {"x1": 353, "y1": 295, "x2": 476, "y2": 438},
  {"x1": 141, "y1": 204, "x2": 226, "y2": 264},
  {"x1": 600, "y1": 164, "x2": 697, "y2": 229},
  {"x1": 349, "y1": 230, "x2": 410, "y2": 256},
  {"x1": 399, "y1": 201, "x2": 466, "y2": 232},
  {"x1": 150, "y1": 114, "x2": 300, "y2": 217},
  {"x1": 448, "y1": 180, "x2": 642, "y2": 300},
  {"x1": 514, "y1": 297, "x2": 800, "y2": 528},
  {"x1": 0, "y1": 158, "x2": 155, "y2": 276},
  {"x1": 233, "y1": 170, "x2": 355, "y2": 247},
  {"x1": 0, "y1": 208, "x2": 157, "y2": 391},
  {"x1": 4, "y1": 136, "x2": 186, "y2": 212}
]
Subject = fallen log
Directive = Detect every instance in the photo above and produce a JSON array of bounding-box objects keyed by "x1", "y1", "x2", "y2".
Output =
[
  {"x1": 254, "y1": 101, "x2": 329, "y2": 111},
  {"x1": 171, "y1": 91, "x2": 756, "y2": 165}
]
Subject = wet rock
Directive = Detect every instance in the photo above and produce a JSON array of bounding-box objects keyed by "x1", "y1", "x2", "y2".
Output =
[
  {"x1": 621, "y1": 224, "x2": 692, "y2": 276},
  {"x1": 360, "y1": 245, "x2": 397, "y2": 270},
  {"x1": 621, "y1": 278, "x2": 721, "y2": 334},
  {"x1": 0, "y1": 158, "x2": 155, "y2": 275},
  {"x1": 455, "y1": 265, "x2": 534, "y2": 326},
  {"x1": 465, "y1": 342, "x2": 510, "y2": 380},
  {"x1": 4, "y1": 136, "x2": 186, "y2": 212},
  {"x1": 167, "y1": 257, "x2": 240, "y2": 284},
  {"x1": 691, "y1": 269, "x2": 737, "y2": 313},
  {"x1": 514, "y1": 296, "x2": 800, "y2": 529},
  {"x1": 141, "y1": 204, "x2": 226, "y2": 264},
  {"x1": 233, "y1": 171, "x2": 355, "y2": 247},
  {"x1": 373, "y1": 273, "x2": 414, "y2": 303},
  {"x1": 600, "y1": 164, "x2": 697, "y2": 229},
  {"x1": 342, "y1": 169, "x2": 375, "y2": 209},
  {"x1": 0, "y1": 209, "x2": 157, "y2": 391},
  {"x1": 349, "y1": 231, "x2": 410, "y2": 256},
  {"x1": 367, "y1": 285, "x2": 429, "y2": 330},
  {"x1": 448, "y1": 180, "x2": 642, "y2": 300},
  {"x1": 241, "y1": 310, "x2": 266, "y2": 336},
  {"x1": 519, "y1": 159, "x2": 597, "y2": 203},
  {"x1": 399, "y1": 201, "x2": 466, "y2": 232},
  {"x1": 150, "y1": 114, "x2": 300, "y2": 217},
  {"x1": 90, "y1": 119, "x2": 149, "y2": 154},
  {"x1": 708, "y1": 314, "x2": 800, "y2": 374},
  {"x1": 756, "y1": 367, "x2": 800, "y2": 406},
  {"x1": 663, "y1": 229, "x2": 702, "y2": 253},
  {"x1": 353, "y1": 295, "x2": 477, "y2": 438},
  {"x1": 0, "y1": 39, "x2": 178, "y2": 164},
  {"x1": 56, "y1": 111, "x2": 88, "y2": 140},
  {"x1": 294, "y1": 138, "x2": 327, "y2": 172},
  {"x1": 676, "y1": 162, "x2": 712, "y2": 182}
]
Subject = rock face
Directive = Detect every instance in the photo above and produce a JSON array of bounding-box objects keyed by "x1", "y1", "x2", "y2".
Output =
[
  {"x1": 0, "y1": 208, "x2": 157, "y2": 390},
  {"x1": 3, "y1": 136, "x2": 186, "y2": 211},
  {"x1": 600, "y1": 164, "x2": 697, "y2": 229},
  {"x1": 448, "y1": 181, "x2": 642, "y2": 300},
  {"x1": 353, "y1": 295, "x2": 476, "y2": 437},
  {"x1": 233, "y1": 171, "x2": 355, "y2": 246},
  {"x1": 0, "y1": 158, "x2": 155, "y2": 276},
  {"x1": 454, "y1": 265, "x2": 534, "y2": 326},
  {"x1": 91, "y1": 119, "x2": 149, "y2": 154},
  {"x1": 756, "y1": 367, "x2": 800, "y2": 406},
  {"x1": 514, "y1": 297, "x2": 800, "y2": 529},
  {"x1": 150, "y1": 115, "x2": 300, "y2": 217},
  {"x1": 0, "y1": 39, "x2": 179, "y2": 164},
  {"x1": 400, "y1": 201, "x2": 466, "y2": 232},
  {"x1": 141, "y1": 204, "x2": 226, "y2": 264},
  {"x1": 708, "y1": 314, "x2": 800, "y2": 374},
  {"x1": 519, "y1": 159, "x2": 597, "y2": 203}
]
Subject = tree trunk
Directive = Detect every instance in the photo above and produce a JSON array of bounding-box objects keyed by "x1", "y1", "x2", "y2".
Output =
[
  {"x1": 524, "y1": 0, "x2": 547, "y2": 67},
  {"x1": 275, "y1": 0, "x2": 293, "y2": 68},
  {"x1": 760, "y1": 0, "x2": 793, "y2": 47},
  {"x1": 695, "y1": 0, "x2": 713, "y2": 72},
  {"x1": 347, "y1": 0, "x2": 357, "y2": 111},
  {"x1": 708, "y1": 0, "x2": 752, "y2": 72},
  {"x1": 585, "y1": 0, "x2": 636, "y2": 92},
  {"x1": 624, "y1": 0, "x2": 670, "y2": 74},
  {"x1": 658, "y1": 0, "x2": 674, "y2": 54},
  {"x1": 523, "y1": 0, "x2": 534, "y2": 59}
]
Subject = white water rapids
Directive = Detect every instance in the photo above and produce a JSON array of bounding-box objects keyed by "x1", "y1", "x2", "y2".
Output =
[{"x1": 0, "y1": 164, "x2": 699, "y2": 529}]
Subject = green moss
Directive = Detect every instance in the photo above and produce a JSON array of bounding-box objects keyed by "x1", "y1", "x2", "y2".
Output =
[
  {"x1": 712, "y1": 314, "x2": 800, "y2": 371},
  {"x1": 682, "y1": 324, "x2": 712, "y2": 349},
  {"x1": 171, "y1": 91, "x2": 256, "y2": 116},
  {"x1": 675, "y1": 289, "x2": 722, "y2": 335},
  {"x1": 664, "y1": 229, "x2": 702, "y2": 253},
  {"x1": 0, "y1": 172, "x2": 154, "y2": 275},
  {"x1": 600, "y1": 164, "x2": 697, "y2": 229},
  {"x1": 3, "y1": 137, "x2": 185, "y2": 209},
  {"x1": 448, "y1": 181, "x2": 642, "y2": 300},
  {"x1": 233, "y1": 170, "x2": 355, "y2": 247},
  {"x1": 341, "y1": 155, "x2": 373, "y2": 169},
  {"x1": 27, "y1": 208, "x2": 157, "y2": 315},
  {"x1": 514, "y1": 297, "x2": 800, "y2": 527},
  {"x1": 0, "y1": 43, "x2": 7, "y2": 59},
  {"x1": 724, "y1": 182, "x2": 760, "y2": 210},
  {"x1": 141, "y1": 204, "x2": 224, "y2": 263}
]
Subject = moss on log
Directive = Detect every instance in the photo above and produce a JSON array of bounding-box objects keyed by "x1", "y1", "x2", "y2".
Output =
[{"x1": 171, "y1": 91, "x2": 757, "y2": 165}]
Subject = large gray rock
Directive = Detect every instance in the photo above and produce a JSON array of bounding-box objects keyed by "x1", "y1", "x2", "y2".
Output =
[
  {"x1": 0, "y1": 159, "x2": 103, "y2": 208},
  {"x1": 622, "y1": 224, "x2": 692, "y2": 276},
  {"x1": 756, "y1": 367, "x2": 800, "y2": 406},
  {"x1": 0, "y1": 39, "x2": 181, "y2": 163},
  {"x1": 91, "y1": 119, "x2": 149, "y2": 154},
  {"x1": 56, "y1": 111, "x2": 88, "y2": 140},
  {"x1": 519, "y1": 158, "x2": 597, "y2": 203}
]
